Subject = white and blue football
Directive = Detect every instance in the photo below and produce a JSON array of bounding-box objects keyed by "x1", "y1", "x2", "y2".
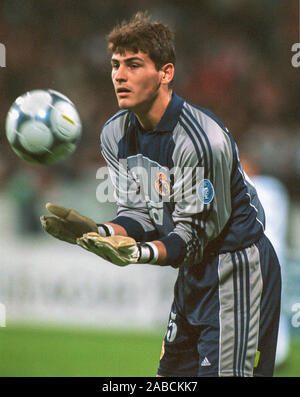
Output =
[{"x1": 5, "y1": 89, "x2": 82, "y2": 165}]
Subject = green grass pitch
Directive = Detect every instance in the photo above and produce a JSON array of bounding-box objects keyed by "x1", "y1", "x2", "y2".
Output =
[{"x1": 0, "y1": 324, "x2": 299, "y2": 377}]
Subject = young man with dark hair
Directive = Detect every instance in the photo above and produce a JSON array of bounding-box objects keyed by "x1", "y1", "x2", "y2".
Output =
[{"x1": 41, "y1": 12, "x2": 281, "y2": 377}]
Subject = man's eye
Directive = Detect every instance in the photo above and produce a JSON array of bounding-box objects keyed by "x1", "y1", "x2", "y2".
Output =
[{"x1": 130, "y1": 64, "x2": 140, "y2": 68}]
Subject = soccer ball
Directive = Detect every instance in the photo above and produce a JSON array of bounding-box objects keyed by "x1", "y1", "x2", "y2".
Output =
[{"x1": 5, "y1": 89, "x2": 82, "y2": 165}]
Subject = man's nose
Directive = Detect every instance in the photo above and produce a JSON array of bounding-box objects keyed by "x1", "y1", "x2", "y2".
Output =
[{"x1": 114, "y1": 65, "x2": 127, "y2": 82}]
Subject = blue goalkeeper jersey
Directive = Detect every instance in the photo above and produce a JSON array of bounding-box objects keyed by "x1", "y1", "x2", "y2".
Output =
[
  {"x1": 100, "y1": 92, "x2": 267, "y2": 325},
  {"x1": 100, "y1": 92, "x2": 265, "y2": 268}
]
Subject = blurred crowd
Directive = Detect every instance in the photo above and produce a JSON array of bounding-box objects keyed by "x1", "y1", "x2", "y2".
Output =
[{"x1": 0, "y1": 0, "x2": 299, "y2": 231}]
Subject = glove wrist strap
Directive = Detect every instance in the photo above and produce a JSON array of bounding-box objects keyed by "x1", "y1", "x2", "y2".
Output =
[
  {"x1": 138, "y1": 242, "x2": 159, "y2": 264},
  {"x1": 97, "y1": 224, "x2": 115, "y2": 237}
]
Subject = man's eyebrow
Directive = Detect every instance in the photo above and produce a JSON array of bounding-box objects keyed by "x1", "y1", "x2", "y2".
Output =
[{"x1": 111, "y1": 56, "x2": 145, "y2": 63}]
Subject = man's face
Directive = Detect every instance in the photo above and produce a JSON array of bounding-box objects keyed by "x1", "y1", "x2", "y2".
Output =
[{"x1": 111, "y1": 50, "x2": 162, "y2": 112}]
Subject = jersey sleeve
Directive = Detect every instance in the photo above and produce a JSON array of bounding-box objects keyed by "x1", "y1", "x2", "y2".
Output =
[
  {"x1": 100, "y1": 122, "x2": 159, "y2": 242},
  {"x1": 159, "y1": 119, "x2": 234, "y2": 267}
]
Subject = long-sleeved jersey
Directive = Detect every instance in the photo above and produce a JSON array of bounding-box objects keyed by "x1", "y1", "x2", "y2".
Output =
[{"x1": 100, "y1": 92, "x2": 265, "y2": 268}]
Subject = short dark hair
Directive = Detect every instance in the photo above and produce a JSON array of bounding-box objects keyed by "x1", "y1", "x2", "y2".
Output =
[{"x1": 106, "y1": 11, "x2": 176, "y2": 70}]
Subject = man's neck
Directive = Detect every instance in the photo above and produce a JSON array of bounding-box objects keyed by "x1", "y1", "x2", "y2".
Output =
[{"x1": 135, "y1": 89, "x2": 173, "y2": 131}]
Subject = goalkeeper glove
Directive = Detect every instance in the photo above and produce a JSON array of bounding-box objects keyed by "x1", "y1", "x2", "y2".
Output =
[
  {"x1": 77, "y1": 233, "x2": 159, "y2": 266},
  {"x1": 40, "y1": 203, "x2": 98, "y2": 244}
]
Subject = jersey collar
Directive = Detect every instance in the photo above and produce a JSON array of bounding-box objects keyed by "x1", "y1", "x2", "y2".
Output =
[{"x1": 129, "y1": 92, "x2": 184, "y2": 133}]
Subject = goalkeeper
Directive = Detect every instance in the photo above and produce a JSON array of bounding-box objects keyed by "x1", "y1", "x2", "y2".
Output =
[{"x1": 41, "y1": 12, "x2": 281, "y2": 377}]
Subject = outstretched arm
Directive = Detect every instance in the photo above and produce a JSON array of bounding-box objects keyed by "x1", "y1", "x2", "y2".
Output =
[{"x1": 40, "y1": 202, "x2": 167, "y2": 266}]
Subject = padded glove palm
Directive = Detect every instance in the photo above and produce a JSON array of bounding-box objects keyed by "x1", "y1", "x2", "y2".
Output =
[
  {"x1": 40, "y1": 203, "x2": 98, "y2": 244},
  {"x1": 77, "y1": 233, "x2": 140, "y2": 266}
]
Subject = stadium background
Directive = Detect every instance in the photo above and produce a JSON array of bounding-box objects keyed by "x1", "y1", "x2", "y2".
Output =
[{"x1": 0, "y1": 0, "x2": 300, "y2": 377}]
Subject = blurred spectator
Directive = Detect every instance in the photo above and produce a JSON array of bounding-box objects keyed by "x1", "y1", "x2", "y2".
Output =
[{"x1": 242, "y1": 154, "x2": 291, "y2": 368}]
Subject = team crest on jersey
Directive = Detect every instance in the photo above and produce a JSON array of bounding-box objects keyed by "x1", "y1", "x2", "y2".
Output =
[
  {"x1": 154, "y1": 172, "x2": 170, "y2": 197},
  {"x1": 197, "y1": 179, "x2": 214, "y2": 204}
]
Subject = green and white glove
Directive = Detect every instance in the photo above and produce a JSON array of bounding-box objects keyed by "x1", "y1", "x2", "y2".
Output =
[
  {"x1": 77, "y1": 233, "x2": 159, "y2": 266},
  {"x1": 40, "y1": 203, "x2": 98, "y2": 244}
]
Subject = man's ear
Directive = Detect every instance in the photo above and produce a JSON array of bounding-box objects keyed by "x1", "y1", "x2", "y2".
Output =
[{"x1": 161, "y1": 63, "x2": 175, "y2": 86}]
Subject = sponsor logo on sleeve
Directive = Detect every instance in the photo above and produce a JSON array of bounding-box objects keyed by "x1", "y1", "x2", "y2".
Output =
[{"x1": 197, "y1": 179, "x2": 214, "y2": 204}]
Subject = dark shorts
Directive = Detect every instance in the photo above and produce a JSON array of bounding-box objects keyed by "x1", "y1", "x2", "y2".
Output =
[{"x1": 157, "y1": 235, "x2": 281, "y2": 377}]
